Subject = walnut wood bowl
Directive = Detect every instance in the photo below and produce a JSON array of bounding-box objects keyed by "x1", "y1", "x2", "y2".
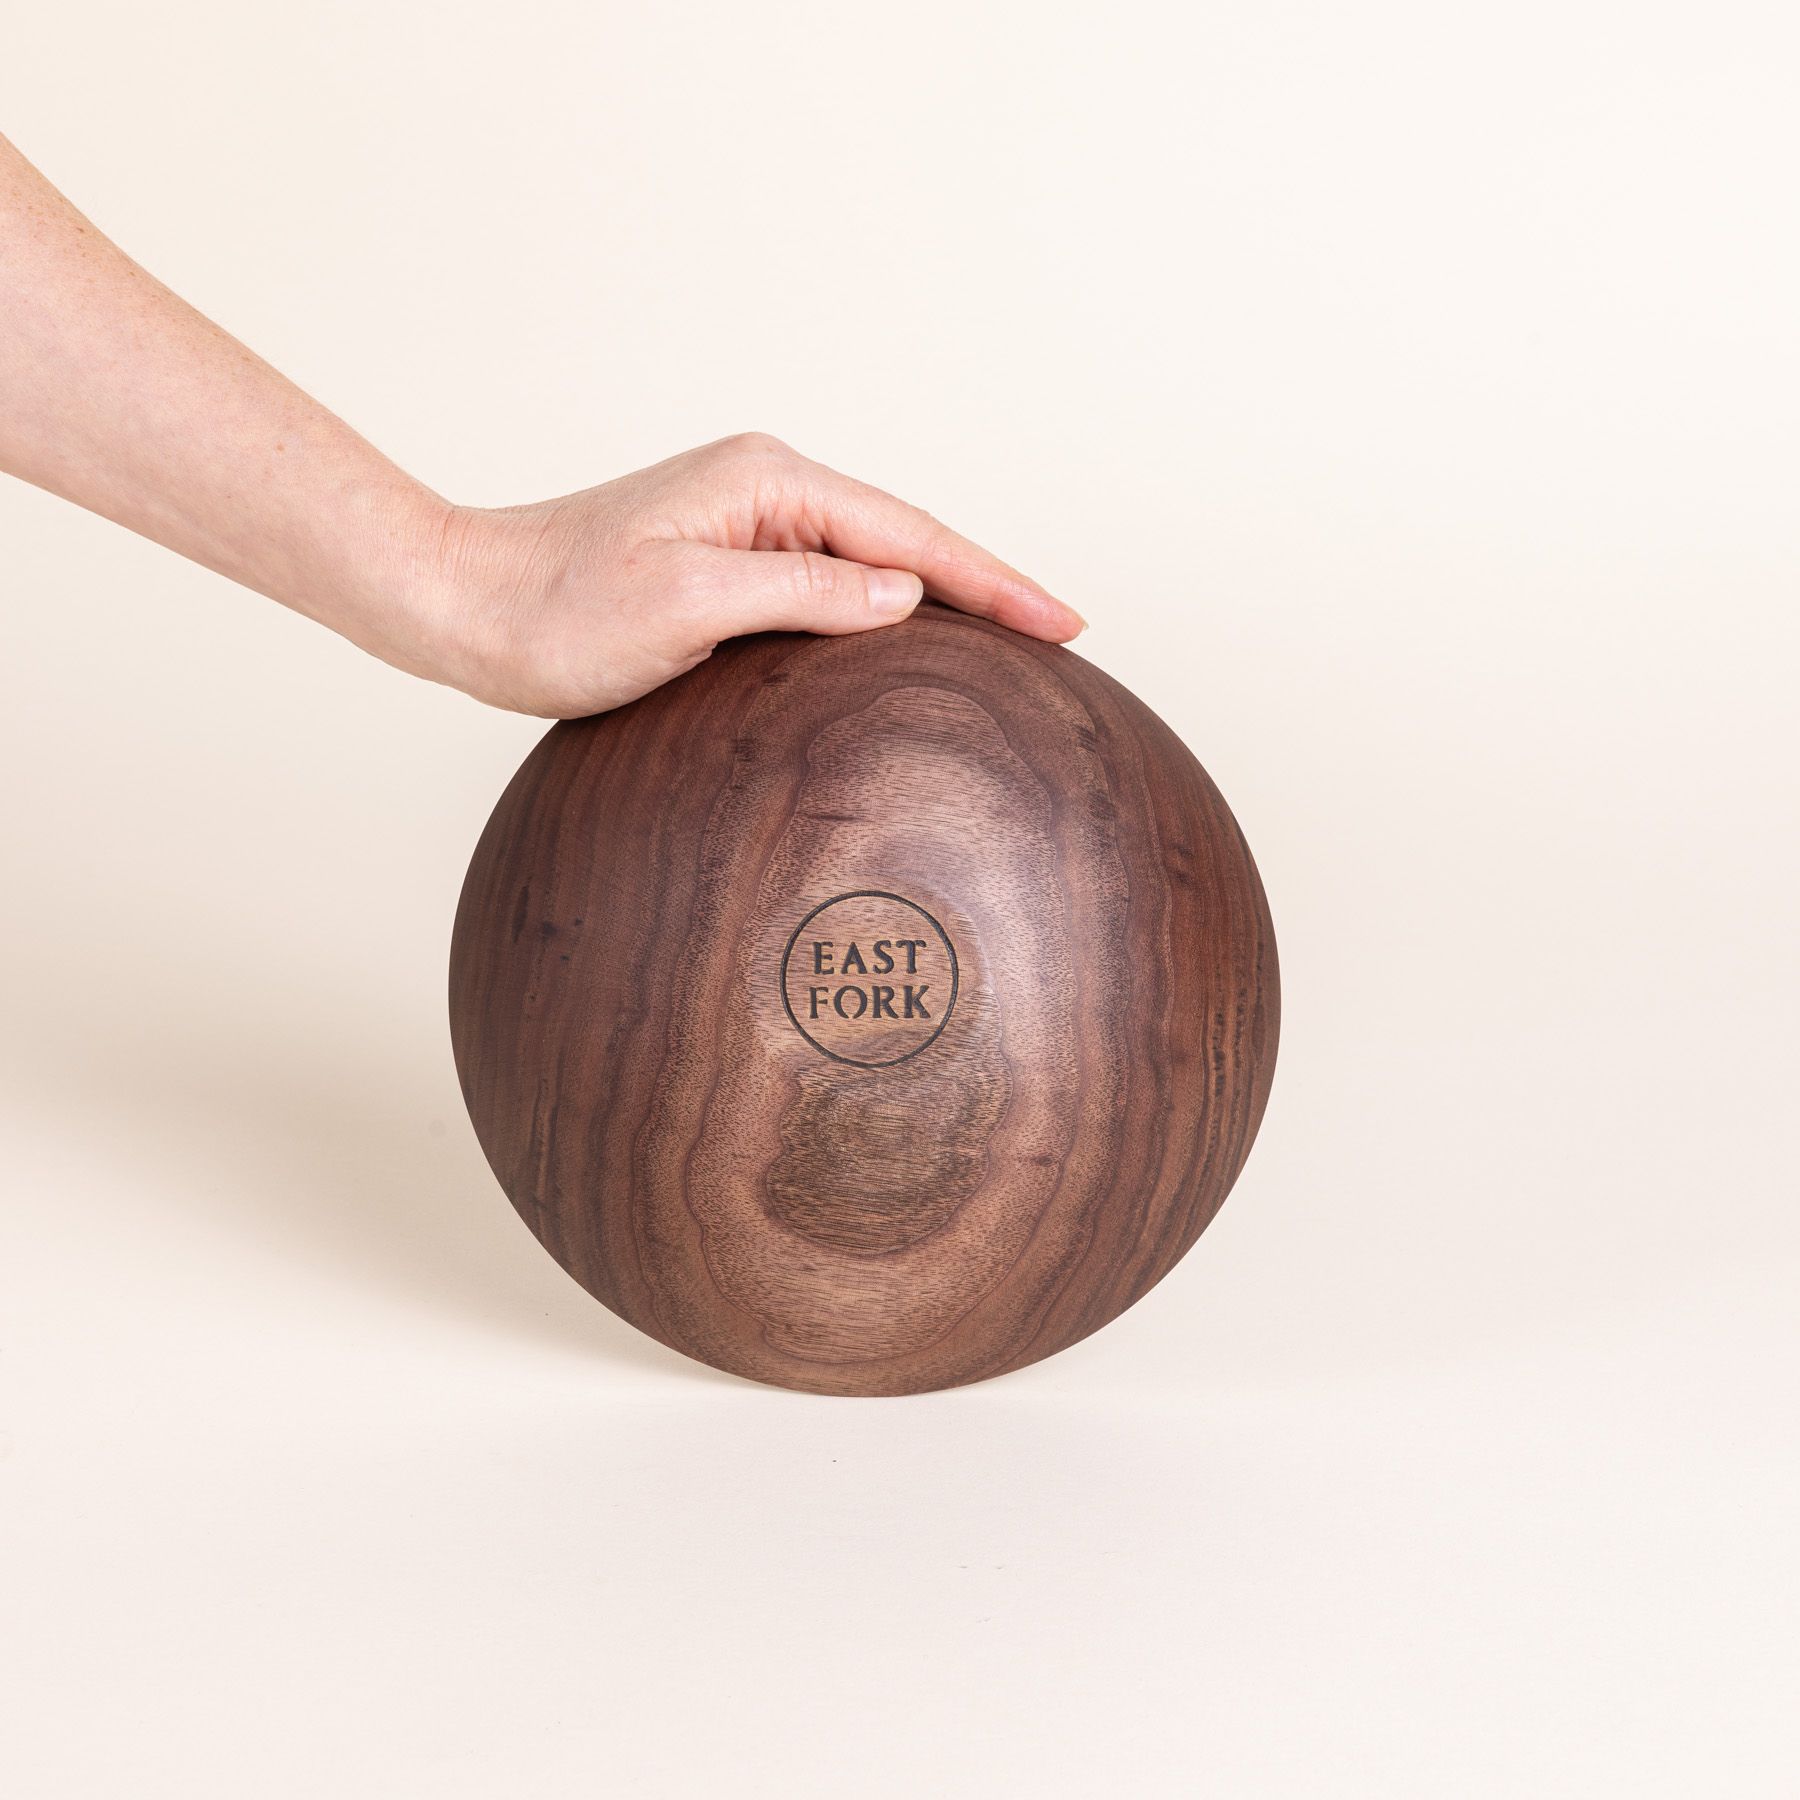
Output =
[{"x1": 450, "y1": 602, "x2": 1278, "y2": 1395}]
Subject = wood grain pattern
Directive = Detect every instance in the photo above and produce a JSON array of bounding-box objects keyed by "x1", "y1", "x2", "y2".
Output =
[{"x1": 449, "y1": 602, "x2": 1279, "y2": 1395}]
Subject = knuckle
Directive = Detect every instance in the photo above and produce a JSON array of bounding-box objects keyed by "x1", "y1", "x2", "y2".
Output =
[
  {"x1": 718, "y1": 429, "x2": 789, "y2": 461},
  {"x1": 791, "y1": 550, "x2": 842, "y2": 611},
  {"x1": 915, "y1": 512, "x2": 960, "y2": 572},
  {"x1": 914, "y1": 509, "x2": 949, "y2": 550}
]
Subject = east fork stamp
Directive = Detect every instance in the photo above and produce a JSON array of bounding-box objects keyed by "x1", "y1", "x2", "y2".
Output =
[{"x1": 778, "y1": 890, "x2": 959, "y2": 1067}]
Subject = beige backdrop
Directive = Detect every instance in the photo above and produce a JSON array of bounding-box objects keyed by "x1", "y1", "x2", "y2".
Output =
[{"x1": 2, "y1": 3, "x2": 1795, "y2": 1794}]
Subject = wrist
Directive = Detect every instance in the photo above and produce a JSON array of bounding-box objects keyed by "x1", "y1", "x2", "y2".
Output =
[
  {"x1": 380, "y1": 496, "x2": 564, "y2": 708},
  {"x1": 341, "y1": 486, "x2": 499, "y2": 696},
  {"x1": 273, "y1": 474, "x2": 463, "y2": 688}
]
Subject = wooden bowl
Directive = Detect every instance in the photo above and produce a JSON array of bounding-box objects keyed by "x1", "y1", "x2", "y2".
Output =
[{"x1": 450, "y1": 603, "x2": 1278, "y2": 1394}]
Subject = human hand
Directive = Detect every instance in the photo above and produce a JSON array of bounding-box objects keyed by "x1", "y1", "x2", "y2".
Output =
[
  {"x1": 1, "y1": 136, "x2": 1079, "y2": 721},
  {"x1": 413, "y1": 433, "x2": 1085, "y2": 718}
]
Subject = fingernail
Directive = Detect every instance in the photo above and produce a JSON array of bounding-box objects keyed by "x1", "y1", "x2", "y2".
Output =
[{"x1": 868, "y1": 569, "x2": 924, "y2": 618}]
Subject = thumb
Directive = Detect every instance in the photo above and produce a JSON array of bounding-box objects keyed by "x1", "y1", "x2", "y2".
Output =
[{"x1": 682, "y1": 544, "x2": 924, "y2": 640}]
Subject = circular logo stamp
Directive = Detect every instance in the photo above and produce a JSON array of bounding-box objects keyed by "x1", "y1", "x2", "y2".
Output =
[{"x1": 779, "y1": 891, "x2": 959, "y2": 1066}]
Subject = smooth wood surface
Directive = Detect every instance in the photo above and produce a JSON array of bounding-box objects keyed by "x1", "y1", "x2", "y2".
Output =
[{"x1": 449, "y1": 603, "x2": 1279, "y2": 1395}]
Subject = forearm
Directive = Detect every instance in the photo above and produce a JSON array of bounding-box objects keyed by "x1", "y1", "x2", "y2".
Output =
[{"x1": 0, "y1": 133, "x2": 449, "y2": 670}]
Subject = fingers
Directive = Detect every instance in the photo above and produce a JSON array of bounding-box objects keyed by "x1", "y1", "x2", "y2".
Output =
[
  {"x1": 791, "y1": 458, "x2": 1085, "y2": 644},
  {"x1": 676, "y1": 542, "x2": 925, "y2": 642}
]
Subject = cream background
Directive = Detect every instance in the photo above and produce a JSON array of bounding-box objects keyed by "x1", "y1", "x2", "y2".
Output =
[{"x1": 2, "y1": 3, "x2": 1795, "y2": 1793}]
